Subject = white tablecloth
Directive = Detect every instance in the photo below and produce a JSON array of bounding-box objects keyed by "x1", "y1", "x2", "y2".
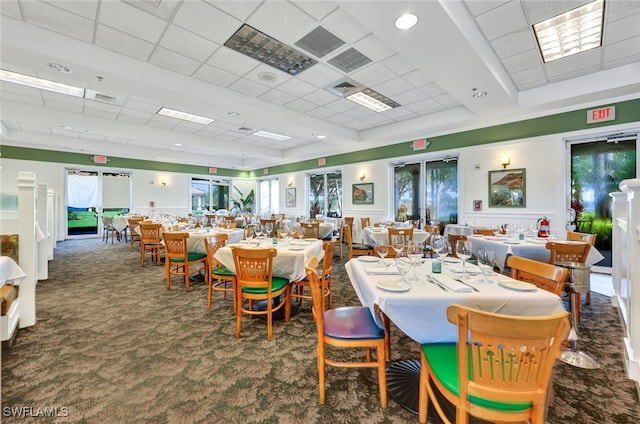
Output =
[
  {"x1": 362, "y1": 228, "x2": 430, "y2": 245},
  {"x1": 443, "y1": 224, "x2": 476, "y2": 237},
  {"x1": 296, "y1": 222, "x2": 335, "y2": 239},
  {"x1": 112, "y1": 216, "x2": 130, "y2": 232},
  {"x1": 186, "y1": 228, "x2": 244, "y2": 253},
  {"x1": 346, "y1": 257, "x2": 566, "y2": 344},
  {"x1": 0, "y1": 256, "x2": 26, "y2": 286},
  {"x1": 214, "y1": 239, "x2": 324, "y2": 282},
  {"x1": 467, "y1": 236, "x2": 605, "y2": 269}
]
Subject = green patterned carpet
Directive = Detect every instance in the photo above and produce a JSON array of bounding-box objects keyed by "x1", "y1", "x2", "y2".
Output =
[{"x1": 1, "y1": 238, "x2": 638, "y2": 423}]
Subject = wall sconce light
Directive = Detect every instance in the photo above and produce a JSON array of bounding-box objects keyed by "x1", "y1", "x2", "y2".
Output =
[
  {"x1": 288, "y1": 180, "x2": 293, "y2": 187},
  {"x1": 161, "y1": 178, "x2": 167, "y2": 186},
  {"x1": 500, "y1": 156, "x2": 511, "y2": 169},
  {"x1": 360, "y1": 173, "x2": 366, "y2": 181}
]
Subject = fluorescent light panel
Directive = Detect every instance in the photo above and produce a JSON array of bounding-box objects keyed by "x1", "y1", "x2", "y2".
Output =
[
  {"x1": 346, "y1": 88, "x2": 400, "y2": 112},
  {"x1": 252, "y1": 130, "x2": 291, "y2": 141},
  {"x1": 533, "y1": 0, "x2": 604, "y2": 63},
  {"x1": 224, "y1": 24, "x2": 317, "y2": 75},
  {"x1": 157, "y1": 107, "x2": 214, "y2": 125},
  {"x1": 0, "y1": 69, "x2": 85, "y2": 97}
]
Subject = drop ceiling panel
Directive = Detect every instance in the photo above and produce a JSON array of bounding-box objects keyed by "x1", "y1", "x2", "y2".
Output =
[
  {"x1": 160, "y1": 25, "x2": 220, "y2": 62},
  {"x1": 99, "y1": 1, "x2": 167, "y2": 43},
  {"x1": 172, "y1": 1, "x2": 242, "y2": 44}
]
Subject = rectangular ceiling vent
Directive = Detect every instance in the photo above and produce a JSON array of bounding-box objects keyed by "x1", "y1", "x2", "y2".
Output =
[
  {"x1": 294, "y1": 26, "x2": 345, "y2": 58},
  {"x1": 328, "y1": 47, "x2": 372, "y2": 73},
  {"x1": 323, "y1": 78, "x2": 365, "y2": 98},
  {"x1": 84, "y1": 90, "x2": 118, "y2": 104}
]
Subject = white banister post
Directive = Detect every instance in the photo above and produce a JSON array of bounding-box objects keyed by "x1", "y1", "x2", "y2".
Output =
[
  {"x1": 37, "y1": 183, "x2": 48, "y2": 280},
  {"x1": 47, "y1": 188, "x2": 56, "y2": 259},
  {"x1": 619, "y1": 178, "x2": 640, "y2": 383},
  {"x1": 17, "y1": 172, "x2": 37, "y2": 328},
  {"x1": 609, "y1": 191, "x2": 627, "y2": 302}
]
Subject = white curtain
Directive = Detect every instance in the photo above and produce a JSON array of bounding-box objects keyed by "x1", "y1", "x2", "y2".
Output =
[
  {"x1": 102, "y1": 174, "x2": 130, "y2": 208},
  {"x1": 67, "y1": 174, "x2": 99, "y2": 208}
]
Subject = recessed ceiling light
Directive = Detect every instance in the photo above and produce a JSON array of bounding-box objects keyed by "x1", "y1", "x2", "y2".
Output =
[
  {"x1": 0, "y1": 69, "x2": 85, "y2": 97},
  {"x1": 317, "y1": 135, "x2": 326, "y2": 139},
  {"x1": 48, "y1": 63, "x2": 71, "y2": 73},
  {"x1": 252, "y1": 130, "x2": 291, "y2": 141},
  {"x1": 346, "y1": 88, "x2": 401, "y2": 112},
  {"x1": 395, "y1": 13, "x2": 418, "y2": 30},
  {"x1": 258, "y1": 72, "x2": 277, "y2": 83},
  {"x1": 174, "y1": 143, "x2": 182, "y2": 146},
  {"x1": 472, "y1": 88, "x2": 487, "y2": 98},
  {"x1": 533, "y1": 0, "x2": 604, "y2": 63},
  {"x1": 228, "y1": 111, "x2": 239, "y2": 117},
  {"x1": 157, "y1": 107, "x2": 214, "y2": 125}
]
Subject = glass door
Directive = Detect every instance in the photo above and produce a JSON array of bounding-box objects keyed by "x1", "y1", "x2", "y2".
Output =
[
  {"x1": 569, "y1": 136, "x2": 637, "y2": 271},
  {"x1": 308, "y1": 171, "x2": 342, "y2": 218},
  {"x1": 393, "y1": 163, "x2": 420, "y2": 224},
  {"x1": 425, "y1": 159, "x2": 459, "y2": 233}
]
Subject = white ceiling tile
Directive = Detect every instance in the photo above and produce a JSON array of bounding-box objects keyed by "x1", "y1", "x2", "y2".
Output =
[
  {"x1": 343, "y1": 105, "x2": 375, "y2": 119},
  {"x1": 302, "y1": 89, "x2": 337, "y2": 106},
  {"x1": 1, "y1": 0, "x2": 22, "y2": 19},
  {"x1": 95, "y1": 25, "x2": 154, "y2": 61},
  {"x1": 359, "y1": 113, "x2": 393, "y2": 127},
  {"x1": 324, "y1": 113, "x2": 351, "y2": 124},
  {"x1": 420, "y1": 82, "x2": 447, "y2": 98},
  {"x1": 321, "y1": 6, "x2": 370, "y2": 44},
  {"x1": 404, "y1": 99, "x2": 444, "y2": 114},
  {"x1": 524, "y1": 0, "x2": 593, "y2": 24},
  {"x1": 21, "y1": 0, "x2": 94, "y2": 42},
  {"x1": 402, "y1": 69, "x2": 432, "y2": 87},
  {"x1": 350, "y1": 63, "x2": 396, "y2": 87},
  {"x1": 119, "y1": 107, "x2": 154, "y2": 120},
  {"x1": 381, "y1": 54, "x2": 416, "y2": 76},
  {"x1": 544, "y1": 49, "x2": 601, "y2": 78},
  {"x1": 275, "y1": 77, "x2": 317, "y2": 97},
  {"x1": 193, "y1": 64, "x2": 240, "y2": 87},
  {"x1": 149, "y1": 47, "x2": 202, "y2": 76},
  {"x1": 244, "y1": 63, "x2": 293, "y2": 87},
  {"x1": 305, "y1": 106, "x2": 336, "y2": 119},
  {"x1": 464, "y1": 0, "x2": 511, "y2": 17},
  {"x1": 373, "y1": 77, "x2": 414, "y2": 97},
  {"x1": 605, "y1": 13, "x2": 640, "y2": 45},
  {"x1": 510, "y1": 65, "x2": 546, "y2": 88},
  {"x1": 296, "y1": 63, "x2": 343, "y2": 87},
  {"x1": 41, "y1": 90, "x2": 83, "y2": 106},
  {"x1": 84, "y1": 109, "x2": 118, "y2": 120},
  {"x1": 84, "y1": 100, "x2": 122, "y2": 113},
  {"x1": 117, "y1": 115, "x2": 148, "y2": 126},
  {"x1": 43, "y1": 100, "x2": 83, "y2": 113},
  {"x1": 258, "y1": 89, "x2": 297, "y2": 105},
  {"x1": 291, "y1": 0, "x2": 338, "y2": 20},
  {"x1": 324, "y1": 98, "x2": 359, "y2": 113},
  {"x1": 605, "y1": 0, "x2": 640, "y2": 22},
  {"x1": 42, "y1": 0, "x2": 98, "y2": 20},
  {"x1": 99, "y1": 1, "x2": 167, "y2": 43},
  {"x1": 172, "y1": 0, "x2": 241, "y2": 44},
  {"x1": 603, "y1": 53, "x2": 640, "y2": 70},
  {"x1": 228, "y1": 78, "x2": 271, "y2": 97},
  {"x1": 160, "y1": 24, "x2": 220, "y2": 62},
  {"x1": 146, "y1": 118, "x2": 177, "y2": 130},
  {"x1": 490, "y1": 28, "x2": 538, "y2": 59},
  {"x1": 247, "y1": 1, "x2": 317, "y2": 43},
  {"x1": 603, "y1": 36, "x2": 640, "y2": 63},
  {"x1": 383, "y1": 107, "x2": 418, "y2": 121},
  {"x1": 434, "y1": 93, "x2": 463, "y2": 108},
  {"x1": 78, "y1": 132, "x2": 106, "y2": 141},
  {"x1": 502, "y1": 49, "x2": 543, "y2": 73},
  {"x1": 475, "y1": 1, "x2": 528, "y2": 41},
  {"x1": 353, "y1": 33, "x2": 395, "y2": 62},
  {"x1": 548, "y1": 65, "x2": 600, "y2": 83},
  {"x1": 205, "y1": 0, "x2": 263, "y2": 22},
  {"x1": 122, "y1": 98, "x2": 161, "y2": 113},
  {"x1": 0, "y1": 91, "x2": 44, "y2": 106},
  {"x1": 208, "y1": 48, "x2": 258, "y2": 76},
  {"x1": 285, "y1": 98, "x2": 317, "y2": 113},
  {"x1": 393, "y1": 89, "x2": 425, "y2": 106},
  {"x1": 342, "y1": 119, "x2": 371, "y2": 130}
]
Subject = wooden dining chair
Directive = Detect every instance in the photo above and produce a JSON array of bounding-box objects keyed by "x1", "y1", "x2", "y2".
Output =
[
  {"x1": 305, "y1": 256, "x2": 388, "y2": 408},
  {"x1": 139, "y1": 223, "x2": 163, "y2": 266},
  {"x1": 232, "y1": 246, "x2": 291, "y2": 342},
  {"x1": 387, "y1": 227, "x2": 413, "y2": 245},
  {"x1": 546, "y1": 241, "x2": 591, "y2": 321},
  {"x1": 565, "y1": 231, "x2": 597, "y2": 304},
  {"x1": 360, "y1": 217, "x2": 371, "y2": 229},
  {"x1": 101, "y1": 216, "x2": 120, "y2": 244},
  {"x1": 127, "y1": 216, "x2": 144, "y2": 251},
  {"x1": 473, "y1": 228, "x2": 495, "y2": 236},
  {"x1": 344, "y1": 224, "x2": 374, "y2": 259},
  {"x1": 292, "y1": 241, "x2": 334, "y2": 311},
  {"x1": 163, "y1": 231, "x2": 207, "y2": 291},
  {"x1": 447, "y1": 234, "x2": 467, "y2": 258},
  {"x1": 507, "y1": 256, "x2": 569, "y2": 296},
  {"x1": 204, "y1": 234, "x2": 236, "y2": 310},
  {"x1": 301, "y1": 221, "x2": 320, "y2": 239},
  {"x1": 418, "y1": 304, "x2": 570, "y2": 424}
]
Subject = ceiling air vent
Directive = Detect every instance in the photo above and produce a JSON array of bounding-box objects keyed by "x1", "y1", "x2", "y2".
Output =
[
  {"x1": 84, "y1": 90, "x2": 118, "y2": 104},
  {"x1": 323, "y1": 78, "x2": 365, "y2": 98},
  {"x1": 328, "y1": 47, "x2": 372, "y2": 73},
  {"x1": 294, "y1": 26, "x2": 345, "y2": 58}
]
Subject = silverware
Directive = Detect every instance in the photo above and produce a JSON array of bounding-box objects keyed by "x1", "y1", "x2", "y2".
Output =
[
  {"x1": 454, "y1": 278, "x2": 479, "y2": 292},
  {"x1": 428, "y1": 275, "x2": 449, "y2": 291}
]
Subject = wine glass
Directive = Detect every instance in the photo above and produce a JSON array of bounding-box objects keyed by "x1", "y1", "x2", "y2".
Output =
[
  {"x1": 255, "y1": 224, "x2": 264, "y2": 238},
  {"x1": 407, "y1": 241, "x2": 423, "y2": 281},
  {"x1": 395, "y1": 257, "x2": 412, "y2": 286},
  {"x1": 456, "y1": 240, "x2": 472, "y2": 278},
  {"x1": 391, "y1": 235, "x2": 405, "y2": 258},
  {"x1": 265, "y1": 222, "x2": 274, "y2": 238},
  {"x1": 432, "y1": 235, "x2": 448, "y2": 262},
  {"x1": 376, "y1": 245, "x2": 389, "y2": 266},
  {"x1": 477, "y1": 248, "x2": 495, "y2": 283}
]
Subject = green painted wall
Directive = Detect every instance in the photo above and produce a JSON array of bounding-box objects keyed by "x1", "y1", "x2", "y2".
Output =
[{"x1": 2, "y1": 98, "x2": 638, "y2": 176}]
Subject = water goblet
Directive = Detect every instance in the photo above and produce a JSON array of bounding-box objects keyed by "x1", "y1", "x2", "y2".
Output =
[
  {"x1": 265, "y1": 222, "x2": 274, "y2": 238},
  {"x1": 391, "y1": 235, "x2": 405, "y2": 258},
  {"x1": 255, "y1": 224, "x2": 264, "y2": 238},
  {"x1": 407, "y1": 241, "x2": 423, "y2": 281},
  {"x1": 431, "y1": 235, "x2": 448, "y2": 262},
  {"x1": 455, "y1": 240, "x2": 472, "y2": 278},
  {"x1": 395, "y1": 257, "x2": 412, "y2": 287},
  {"x1": 376, "y1": 245, "x2": 389, "y2": 266},
  {"x1": 477, "y1": 248, "x2": 495, "y2": 283}
]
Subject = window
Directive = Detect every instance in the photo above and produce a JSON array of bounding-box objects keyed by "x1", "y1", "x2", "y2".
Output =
[
  {"x1": 258, "y1": 179, "x2": 279, "y2": 214},
  {"x1": 309, "y1": 171, "x2": 342, "y2": 218},
  {"x1": 191, "y1": 178, "x2": 230, "y2": 212}
]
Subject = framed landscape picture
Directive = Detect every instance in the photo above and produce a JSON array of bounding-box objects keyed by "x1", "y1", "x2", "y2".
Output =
[
  {"x1": 352, "y1": 182, "x2": 374, "y2": 205},
  {"x1": 488, "y1": 168, "x2": 526, "y2": 207},
  {"x1": 285, "y1": 187, "x2": 296, "y2": 207}
]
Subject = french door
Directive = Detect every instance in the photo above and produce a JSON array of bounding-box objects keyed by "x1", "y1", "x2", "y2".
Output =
[
  {"x1": 568, "y1": 133, "x2": 637, "y2": 271},
  {"x1": 308, "y1": 171, "x2": 342, "y2": 218}
]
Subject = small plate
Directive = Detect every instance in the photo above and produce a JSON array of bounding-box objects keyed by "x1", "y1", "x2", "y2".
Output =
[
  {"x1": 358, "y1": 256, "x2": 380, "y2": 263},
  {"x1": 503, "y1": 240, "x2": 521, "y2": 244},
  {"x1": 288, "y1": 246, "x2": 305, "y2": 251},
  {"x1": 376, "y1": 280, "x2": 410, "y2": 292},
  {"x1": 442, "y1": 257, "x2": 461, "y2": 263},
  {"x1": 499, "y1": 280, "x2": 537, "y2": 291}
]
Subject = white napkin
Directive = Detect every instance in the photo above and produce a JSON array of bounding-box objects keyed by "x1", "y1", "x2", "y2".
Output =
[
  {"x1": 448, "y1": 264, "x2": 481, "y2": 274},
  {"x1": 365, "y1": 265, "x2": 401, "y2": 275},
  {"x1": 431, "y1": 275, "x2": 473, "y2": 292}
]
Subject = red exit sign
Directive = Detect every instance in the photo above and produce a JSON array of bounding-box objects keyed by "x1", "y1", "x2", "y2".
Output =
[
  {"x1": 587, "y1": 106, "x2": 615, "y2": 124},
  {"x1": 412, "y1": 138, "x2": 430, "y2": 151},
  {"x1": 92, "y1": 155, "x2": 108, "y2": 164}
]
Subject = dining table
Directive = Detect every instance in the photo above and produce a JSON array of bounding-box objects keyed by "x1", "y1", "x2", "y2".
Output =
[
  {"x1": 443, "y1": 223, "x2": 476, "y2": 237},
  {"x1": 466, "y1": 235, "x2": 605, "y2": 270},
  {"x1": 362, "y1": 227, "x2": 430, "y2": 246},
  {"x1": 345, "y1": 255, "x2": 566, "y2": 414},
  {"x1": 185, "y1": 228, "x2": 244, "y2": 254}
]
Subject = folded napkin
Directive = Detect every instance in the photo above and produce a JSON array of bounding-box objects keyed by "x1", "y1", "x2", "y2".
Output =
[
  {"x1": 448, "y1": 264, "x2": 481, "y2": 274},
  {"x1": 365, "y1": 265, "x2": 401, "y2": 275},
  {"x1": 431, "y1": 275, "x2": 474, "y2": 292}
]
